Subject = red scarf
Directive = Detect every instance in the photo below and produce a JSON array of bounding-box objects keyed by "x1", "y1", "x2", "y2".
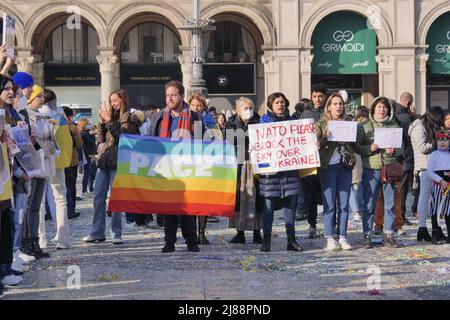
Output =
[{"x1": 159, "y1": 102, "x2": 193, "y2": 138}]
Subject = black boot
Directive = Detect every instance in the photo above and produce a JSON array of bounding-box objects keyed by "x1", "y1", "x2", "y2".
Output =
[
  {"x1": 31, "y1": 237, "x2": 50, "y2": 259},
  {"x1": 437, "y1": 227, "x2": 447, "y2": 241},
  {"x1": 198, "y1": 230, "x2": 210, "y2": 245},
  {"x1": 260, "y1": 233, "x2": 271, "y2": 252},
  {"x1": 253, "y1": 230, "x2": 263, "y2": 244},
  {"x1": 287, "y1": 234, "x2": 302, "y2": 252},
  {"x1": 364, "y1": 235, "x2": 373, "y2": 249},
  {"x1": 446, "y1": 217, "x2": 450, "y2": 244},
  {"x1": 431, "y1": 230, "x2": 442, "y2": 245},
  {"x1": 229, "y1": 231, "x2": 245, "y2": 243},
  {"x1": 417, "y1": 227, "x2": 432, "y2": 242},
  {"x1": 21, "y1": 238, "x2": 34, "y2": 256}
]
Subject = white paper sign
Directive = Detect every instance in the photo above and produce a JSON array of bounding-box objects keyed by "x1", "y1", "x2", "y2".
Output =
[
  {"x1": 2, "y1": 14, "x2": 16, "y2": 58},
  {"x1": 0, "y1": 109, "x2": 5, "y2": 133},
  {"x1": 374, "y1": 128, "x2": 403, "y2": 148},
  {"x1": 327, "y1": 121, "x2": 358, "y2": 142},
  {"x1": 248, "y1": 119, "x2": 320, "y2": 174}
]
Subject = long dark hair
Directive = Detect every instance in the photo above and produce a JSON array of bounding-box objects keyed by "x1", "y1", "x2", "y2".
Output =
[
  {"x1": 421, "y1": 106, "x2": 444, "y2": 145},
  {"x1": 109, "y1": 89, "x2": 129, "y2": 121}
]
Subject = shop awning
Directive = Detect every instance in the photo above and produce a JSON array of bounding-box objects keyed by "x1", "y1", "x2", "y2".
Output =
[{"x1": 426, "y1": 12, "x2": 450, "y2": 75}]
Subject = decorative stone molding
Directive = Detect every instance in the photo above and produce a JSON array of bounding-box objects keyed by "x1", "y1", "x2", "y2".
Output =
[
  {"x1": 416, "y1": 52, "x2": 429, "y2": 72},
  {"x1": 301, "y1": 0, "x2": 393, "y2": 47},
  {"x1": 15, "y1": 56, "x2": 35, "y2": 73},
  {"x1": 261, "y1": 54, "x2": 278, "y2": 73},
  {"x1": 417, "y1": 1, "x2": 450, "y2": 46},
  {"x1": 376, "y1": 54, "x2": 394, "y2": 70},
  {"x1": 201, "y1": 1, "x2": 275, "y2": 46},
  {"x1": 178, "y1": 54, "x2": 193, "y2": 73},
  {"x1": 96, "y1": 55, "x2": 118, "y2": 73},
  {"x1": 301, "y1": 53, "x2": 314, "y2": 70}
]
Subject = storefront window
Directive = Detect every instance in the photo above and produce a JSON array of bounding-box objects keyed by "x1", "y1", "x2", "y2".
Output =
[
  {"x1": 44, "y1": 23, "x2": 99, "y2": 64},
  {"x1": 204, "y1": 21, "x2": 256, "y2": 63},
  {"x1": 120, "y1": 23, "x2": 180, "y2": 64}
]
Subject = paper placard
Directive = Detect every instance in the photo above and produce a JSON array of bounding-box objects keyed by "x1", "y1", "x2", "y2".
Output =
[
  {"x1": 0, "y1": 109, "x2": 5, "y2": 133},
  {"x1": 327, "y1": 121, "x2": 358, "y2": 142},
  {"x1": 248, "y1": 119, "x2": 320, "y2": 174},
  {"x1": 374, "y1": 128, "x2": 403, "y2": 148},
  {"x1": 2, "y1": 14, "x2": 16, "y2": 58}
]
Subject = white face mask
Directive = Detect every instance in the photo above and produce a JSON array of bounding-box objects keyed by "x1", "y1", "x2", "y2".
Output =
[
  {"x1": 17, "y1": 96, "x2": 28, "y2": 111},
  {"x1": 241, "y1": 109, "x2": 254, "y2": 121}
]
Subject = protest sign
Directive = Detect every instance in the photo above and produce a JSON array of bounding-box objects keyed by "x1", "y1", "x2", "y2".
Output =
[
  {"x1": 374, "y1": 128, "x2": 403, "y2": 148},
  {"x1": 248, "y1": 119, "x2": 320, "y2": 174},
  {"x1": 2, "y1": 14, "x2": 16, "y2": 58},
  {"x1": 10, "y1": 125, "x2": 42, "y2": 177},
  {"x1": 108, "y1": 134, "x2": 237, "y2": 217},
  {"x1": 327, "y1": 120, "x2": 358, "y2": 142}
]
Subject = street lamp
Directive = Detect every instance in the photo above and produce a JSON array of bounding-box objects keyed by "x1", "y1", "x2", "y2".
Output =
[{"x1": 179, "y1": 0, "x2": 215, "y2": 97}]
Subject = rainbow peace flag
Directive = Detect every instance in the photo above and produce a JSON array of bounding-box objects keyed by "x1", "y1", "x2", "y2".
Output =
[{"x1": 108, "y1": 134, "x2": 237, "y2": 217}]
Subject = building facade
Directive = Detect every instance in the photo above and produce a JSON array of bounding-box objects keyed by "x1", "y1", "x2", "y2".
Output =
[{"x1": 1, "y1": 0, "x2": 449, "y2": 116}]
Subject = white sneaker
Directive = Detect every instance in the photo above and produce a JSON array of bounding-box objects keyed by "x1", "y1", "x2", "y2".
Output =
[
  {"x1": 324, "y1": 238, "x2": 339, "y2": 251},
  {"x1": 12, "y1": 258, "x2": 30, "y2": 273},
  {"x1": 2, "y1": 275, "x2": 23, "y2": 286},
  {"x1": 396, "y1": 227, "x2": 406, "y2": 236},
  {"x1": 56, "y1": 242, "x2": 70, "y2": 250},
  {"x1": 14, "y1": 250, "x2": 36, "y2": 263},
  {"x1": 112, "y1": 238, "x2": 124, "y2": 245},
  {"x1": 353, "y1": 212, "x2": 361, "y2": 222},
  {"x1": 339, "y1": 238, "x2": 352, "y2": 250}
]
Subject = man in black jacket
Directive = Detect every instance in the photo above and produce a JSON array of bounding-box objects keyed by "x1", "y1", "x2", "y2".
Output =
[
  {"x1": 298, "y1": 84, "x2": 327, "y2": 238},
  {"x1": 394, "y1": 92, "x2": 417, "y2": 227}
]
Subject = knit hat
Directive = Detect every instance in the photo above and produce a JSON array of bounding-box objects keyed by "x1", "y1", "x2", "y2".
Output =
[
  {"x1": 12, "y1": 72, "x2": 34, "y2": 89},
  {"x1": 28, "y1": 85, "x2": 44, "y2": 104}
]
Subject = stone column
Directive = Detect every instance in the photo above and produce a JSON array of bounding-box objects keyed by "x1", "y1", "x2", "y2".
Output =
[
  {"x1": 178, "y1": 47, "x2": 193, "y2": 95},
  {"x1": 261, "y1": 50, "x2": 279, "y2": 114},
  {"x1": 96, "y1": 50, "x2": 119, "y2": 105},
  {"x1": 31, "y1": 54, "x2": 44, "y2": 87},
  {"x1": 299, "y1": 47, "x2": 313, "y2": 101},
  {"x1": 376, "y1": 49, "x2": 395, "y2": 99},
  {"x1": 415, "y1": 48, "x2": 428, "y2": 116}
]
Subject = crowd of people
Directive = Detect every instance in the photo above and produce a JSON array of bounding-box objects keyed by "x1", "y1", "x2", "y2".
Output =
[{"x1": 1, "y1": 48, "x2": 450, "y2": 298}]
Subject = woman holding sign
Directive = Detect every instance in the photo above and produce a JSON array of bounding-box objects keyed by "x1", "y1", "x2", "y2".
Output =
[
  {"x1": 356, "y1": 97, "x2": 403, "y2": 248},
  {"x1": 259, "y1": 92, "x2": 302, "y2": 252},
  {"x1": 316, "y1": 92, "x2": 356, "y2": 251}
]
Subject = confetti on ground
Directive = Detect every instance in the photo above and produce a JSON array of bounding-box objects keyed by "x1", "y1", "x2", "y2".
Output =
[
  {"x1": 62, "y1": 258, "x2": 80, "y2": 265},
  {"x1": 97, "y1": 273, "x2": 120, "y2": 281},
  {"x1": 426, "y1": 280, "x2": 450, "y2": 287},
  {"x1": 358, "y1": 289, "x2": 385, "y2": 296},
  {"x1": 200, "y1": 256, "x2": 225, "y2": 261},
  {"x1": 240, "y1": 256, "x2": 256, "y2": 271},
  {"x1": 435, "y1": 267, "x2": 450, "y2": 274}
]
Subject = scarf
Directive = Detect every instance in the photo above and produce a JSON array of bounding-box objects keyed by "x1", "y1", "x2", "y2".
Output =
[
  {"x1": 374, "y1": 114, "x2": 389, "y2": 123},
  {"x1": 260, "y1": 110, "x2": 291, "y2": 123},
  {"x1": 159, "y1": 101, "x2": 193, "y2": 138}
]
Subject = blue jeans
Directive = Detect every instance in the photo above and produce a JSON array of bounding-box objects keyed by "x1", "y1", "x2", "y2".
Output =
[
  {"x1": 319, "y1": 164, "x2": 352, "y2": 238},
  {"x1": 89, "y1": 169, "x2": 122, "y2": 239},
  {"x1": 362, "y1": 169, "x2": 396, "y2": 235},
  {"x1": 262, "y1": 195, "x2": 297, "y2": 236},
  {"x1": 82, "y1": 157, "x2": 92, "y2": 193},
  {"x1": 349, "y1": 182, "x2": 365, "y2": 214},
  {"x1": 296, "y1": 182, "x2": 306, "y2": 214}
]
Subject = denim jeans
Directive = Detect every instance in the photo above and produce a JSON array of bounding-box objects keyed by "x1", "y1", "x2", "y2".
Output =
[
  {"x1": 349, "y1": 182, "x2": 365, "y2": 214},
  {"x1": 89, "y1": 168, "x2": 122, "y2": 239},
  {"x1": 262, "y1": 195, "x2": 297, "y2": 236},
  {"x1": 13, "y1": 193, "x2": 28, "y2": 251},
  {"x1": 82, "y1": 157, "x2": 92, "y2": 193},
  {"x1": 65, "y1": 166, "x2": 78, "y2": 219},
  {"x1": 362, "y1": 169, "x2": 396, "y2": 235},
  {"x1": 296, "y1": 182, "x2": 306, "y2": 214},
  {"x1": 319, "y1": 164, "x2": 352, "y2": 238}
]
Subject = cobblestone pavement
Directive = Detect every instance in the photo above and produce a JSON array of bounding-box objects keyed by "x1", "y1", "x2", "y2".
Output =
[{"x1": 3, "y1": 185, "x2": 450, "y2": 300}]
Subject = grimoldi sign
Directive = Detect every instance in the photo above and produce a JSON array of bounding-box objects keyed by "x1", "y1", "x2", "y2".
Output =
[
  {"x1": 312, "y1": 11, "x2": 377, "y2": 75},
  {"x1": 120, "y1": 64, "x2": 182, "y2": 85},
  {"x1": 45, "y1": 64, "x2": 100, "y2": 86},
  {"x1": 426, "y1": 12, "x2": 450, "y2": 74}
]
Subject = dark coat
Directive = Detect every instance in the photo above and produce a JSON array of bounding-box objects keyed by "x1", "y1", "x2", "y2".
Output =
[
  {"x1": 224, "y1": 112, "x2": 260, "y2": 162},
  {"x1": 394, "y1": 104, "x2": 417, "y2": 171}
]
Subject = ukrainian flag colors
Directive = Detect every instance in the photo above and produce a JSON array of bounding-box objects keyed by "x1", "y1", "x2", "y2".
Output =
[{"x1": 108, "y1": 135, "x2": 237, "y2": 217}]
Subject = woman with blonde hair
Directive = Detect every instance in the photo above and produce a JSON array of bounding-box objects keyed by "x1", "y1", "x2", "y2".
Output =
[{"x1": 316, "y1": 92, "x2": 357, "y2": 251}]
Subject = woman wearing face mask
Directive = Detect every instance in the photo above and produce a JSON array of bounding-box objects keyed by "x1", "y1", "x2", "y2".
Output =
[
  {"x1": 258, "y1": 92, "x2": 302, "y2": 252},
  {"x1": 316, "y1": 93, "x2": 357, "y2": 251},
  {"x1": 356, "y1": 97, "x2": 403, "y2": 248},
  {"x1": 83, "y1": 89, "x2": 143, "y2": 245},
  {"x1": 225, "y1": 97, "x2": 263, "y2": 244}
]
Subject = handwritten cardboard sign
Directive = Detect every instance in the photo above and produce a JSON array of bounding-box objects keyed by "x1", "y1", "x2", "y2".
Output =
[
  {"x1": 374, "y1": 128, "x2": 403, "y2": 148},
  {"x1": 327, "y1": 121, "x2": 358, "y2": 142},
  {"x1": 248, "y1": 119, "x2": 320, "y2": 174},
  {"x1": 2, "y1": 14, "x2": 16, "y2": 58}
]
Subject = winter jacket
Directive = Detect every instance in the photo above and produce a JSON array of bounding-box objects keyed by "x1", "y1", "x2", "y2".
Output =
[
  {"x1": 96, "y1": 110, "x2": 143, "y2": 170},
  {"x1": 257, "y1": 111, "x2": 300, "y2": 198},
  {"x1": 81, "y1": 130, "x2": 97, "y2": 157},
  {"x1": 298, "y1": 106, "x2": 324, "y2": 123},
  {"x1": 68, "y1": 122, "x2": 83, "y2": 167},
  {"x1": 355, "y1": 97, "x2": 403, "y2": 170},
  {"x1": 315, "y1": 115, "x2": 358, "y2": 170},
  {"x1": 224, "y1": 112, "x2": 260, "y2": 162},
  {"x1": 394, "y1": 103, "x2": 417, "y2": 171},
  {"x1": 408, "y1": 118, "x2": 434, "y2": 172}
]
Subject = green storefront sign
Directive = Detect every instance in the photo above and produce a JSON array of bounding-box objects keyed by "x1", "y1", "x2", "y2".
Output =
[
  {"x1": 312, "y1": 11, "x2": 377, "y2": 74},
  {"x1": 426, "y1": 12, "x2": 450, "y2": 74}
]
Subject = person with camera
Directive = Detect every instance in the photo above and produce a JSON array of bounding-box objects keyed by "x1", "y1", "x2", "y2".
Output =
[{"x1": 316, "y1": 92, "x2": 357, "y2": 251}]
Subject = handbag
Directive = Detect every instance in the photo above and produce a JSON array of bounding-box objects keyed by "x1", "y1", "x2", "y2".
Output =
[
  {"x1": 338, "y1": 144, "x2": 356, "y2": 170},
  {"x1": 380, "y1": 153, "x2": 403, "y2": 184}
]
